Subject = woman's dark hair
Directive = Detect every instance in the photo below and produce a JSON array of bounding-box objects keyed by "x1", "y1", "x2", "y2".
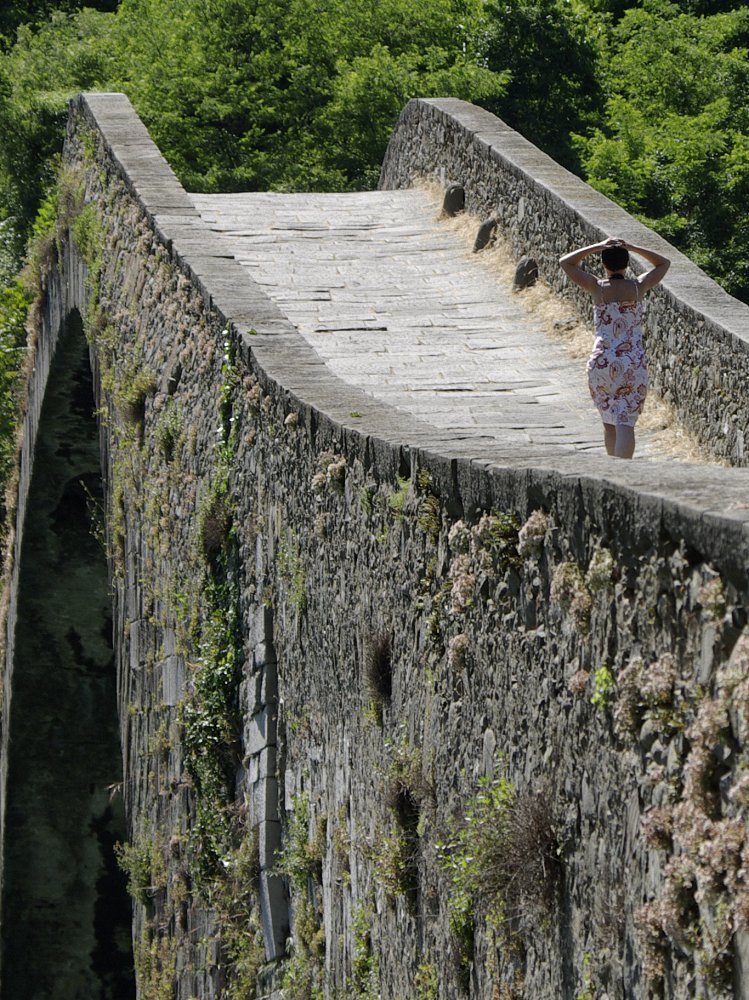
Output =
[{"x1": 601, "y1": 246, "x2": 629, "y2": 272}]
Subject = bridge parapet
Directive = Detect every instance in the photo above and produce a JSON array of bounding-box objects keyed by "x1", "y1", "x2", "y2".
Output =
[
  {"x1": 381, "y1": 97, "x2": 749, "y2": 466},
  {"x1": 3, "y1": 92, "x2": 749, "y2": 998}
]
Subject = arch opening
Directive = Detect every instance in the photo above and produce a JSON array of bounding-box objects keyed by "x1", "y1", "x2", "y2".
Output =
[{"x1": 0, "y1": 309, "x2": 134, "y2": 998}]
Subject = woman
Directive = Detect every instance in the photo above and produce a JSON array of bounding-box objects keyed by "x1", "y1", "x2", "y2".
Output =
[{"x1": 559, "y1": 237, "x2": 670, "y2": 459}]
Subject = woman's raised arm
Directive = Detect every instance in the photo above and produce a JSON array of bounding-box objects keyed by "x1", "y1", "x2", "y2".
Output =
[
  {"x1": 559, "y1": 240, "x2": 610, "y2": 295},
  {"x1": 626, "y1": 241, "x2": 671, "y2": 291}
]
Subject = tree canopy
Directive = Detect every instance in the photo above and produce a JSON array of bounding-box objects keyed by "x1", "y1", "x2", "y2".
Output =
[{"x1": 2, "y1": 0, "x2": 749, "y2": 299}]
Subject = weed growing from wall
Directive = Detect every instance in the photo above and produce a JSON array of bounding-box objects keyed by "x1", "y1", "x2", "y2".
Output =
[
  {"x1": 213, "y1": 830, "x2": 266, "y2": 999},
  {"x1": 388, "y1": 475, "x2": 411, "y2": 518},
  {"x1": 133, "y1": 931, "x2": 177, "y2": 1000},
  {"x1": 275, "y1": 794, "x2": 326, "y2": 890},
  {"x1": 349, "y1": 904, "x2": 381, "y2": 999},
  {"x1": 115, "y1": 829, "x2": 167, "y2": 906},
  {"x1": 181, "y1": 538, "x2": 242, "y2": 883},
  {"x1": 590, "y1": 663, "x2": 615, "y2": 710},
  {"x1": 276, "y1": 794, "x2": 327, "y2": 998},
  {"x1": 414, "y1": 961, "x2": 438, "y2": 1000},
  {"x1": 551, "y1": 560, "x2": 592, "y2": 633},
  {"x1": 277, "y1": 530, "x2": 307, "y2": 614},
  {"x1": 364, "y1": 630, "x2": 392, "y2": 716},
  {"x1": 436, "y1": 772, "x2": 560, "y2": 979}
]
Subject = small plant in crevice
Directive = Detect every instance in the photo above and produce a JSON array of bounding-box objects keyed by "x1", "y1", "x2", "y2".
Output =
[
  {"x1": 414, "y1": 960, "x2": 438, "y2": 1000},
  {"x1": 364, "y1": 630, "x2": 392, "y2": 712},
  {"x1": 311, "y1": 448, "x2": 346, "y2": 494},
  {"x1": 612, "y1": 653, "x2": 679, "y2": 738},
  {"x1": 568, "y1": 668, "x2": 590, "y2": 697},
  {"x1": 277, "y1": 798, "x2": 327, "y2": 999},
  {"x1": 180, "y1": 537, "x2": 243, "y2": 886},
  {"x1": 115, "y1": 829, "x2": 167, "y2": 907},
  {"x1": 196, "y1": 472, "x2": 232, "y2": 560},
  {"x1": 277, "y1": 531, "x2": 307, "y2": 613},
  {"x1": 280, "y1": 892, "x2": 325, "y2": 1000},
  {"x1": 350, "y1": 904, "x2": 381, "y2": 999},
  {"x1": 367, "y1": 827, "x2": 418, "y2": 903},
  {"x1": 417, "y1": 492, "x2": 441, "y2": 540},
  {"x1": 114, "y1": 358, "x2": 158, "y2": 427},
  {"x1": 574, "y1": 952, "x2": 595, "y2": 1000},
  {"x1": 632, "y1": 638, "x2": 749, "y2": 993},
  {"x1": 473, "y1": 510, "x2": 522, "y2": 572},
  {"x1": 449, "y1": 553, "x2": 475, "y2": 613},
  {"x1": 385, "y1": 736, "x2": 434, "y2": 827},
  {"x1": 359, "y1": 483, "x2": 375, "y2": 515},
  {"x1": 154, "y1": 397, "x2": 182, "y2": 462},
  {"x1": 212, "y1": 825, "x2": 266, "y2": 999},
  {"x1": 369, "y1": 735, "x2": 433, "y2": 905},
  {"x1": 447, "y1": 632, "x2": 469, "y2": 669},
  {"x1": 517, "y1": 508, "x2": 548, "y2": 559},
  {"x1": 134, "y1": 929, "x2": 177, "y2": 1000},
  {"x1": 551, "y1": 560, "x2": 592, "y2": 633},
  {"x1": 437, "y1": 774, "x2": 560, "y2": 977},
  {"x1": 275, "y1": 794, "x2": 326, "y2": 891},
  {"x1": 696, "y1": 574, "x2": 726, "y2": 621},
  {"x1": 219, "y1": 330, "x2": 240, "y2": 443},
  {"x1": 586, "y1": 545, "x2": 615, "y2": 593},
  {"x1": 590, "y1": 663, "x2": 615, "y2": 710},
  {"x1": 388, "y1": 474, "x2": 411, "y2": 518}
]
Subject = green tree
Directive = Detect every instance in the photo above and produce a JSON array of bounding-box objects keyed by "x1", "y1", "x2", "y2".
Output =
[
  {"x1": 0, "y1": 9, "x2": 119, "y2": 239},
  {"x1": 480, "y1": 0, "x2": 604, "y2": 170},
  {"x1": 112, "y1": 0, "x2": 507, "y2": 193},
  {"x1": 575, "y1": 3, "x2": 749, "y2": 299},
  {"x1": 0, "y1": 279, "x2": 30, "y2": 515},
  {"x1": 0, "y1": 1, "x2": 117, "y2": 48}
]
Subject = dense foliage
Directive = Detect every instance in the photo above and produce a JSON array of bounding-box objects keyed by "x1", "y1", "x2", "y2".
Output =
[
  {"x1": 1, "y1": 0, "x2": 749, "y2": 483},
  {"x1": 576, "y1": 2, "x2": 749, "y2": 297},
  {"x1": 3, "y1": 0, "x2": 749, "y2": 293}
]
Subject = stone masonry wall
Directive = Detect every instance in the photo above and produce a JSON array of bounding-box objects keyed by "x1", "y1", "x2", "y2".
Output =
[
  {"x1": 380, "y1": 98, "x2": 749, "y2": 466},
  {"x1": 5, "y1": 92, "x2": 749, "y2": 1000}
]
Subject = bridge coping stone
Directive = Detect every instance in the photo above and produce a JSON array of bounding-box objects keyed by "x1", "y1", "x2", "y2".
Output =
[{"x1": 417, "y1": 97, "x2": 749, "y2": 339}]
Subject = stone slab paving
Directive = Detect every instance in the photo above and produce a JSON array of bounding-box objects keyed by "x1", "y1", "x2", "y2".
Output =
[{"x1": 190, "y1": 188, "x2": 666, "y2": 459}]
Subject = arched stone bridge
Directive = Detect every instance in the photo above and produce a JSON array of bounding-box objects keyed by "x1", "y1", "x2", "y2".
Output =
[{"x1": 3, "y1": 93, "x2": 749, "y2": 999}]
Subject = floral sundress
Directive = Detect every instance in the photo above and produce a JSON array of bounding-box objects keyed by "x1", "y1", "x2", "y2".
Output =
[{"x1": 587, "y1": 286, "x2": 647, "y2": 427}]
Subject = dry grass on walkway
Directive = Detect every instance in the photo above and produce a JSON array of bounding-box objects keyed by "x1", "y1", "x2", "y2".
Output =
[{"x1": 419, "y1": 183, "x2": 720, "y2": 466}]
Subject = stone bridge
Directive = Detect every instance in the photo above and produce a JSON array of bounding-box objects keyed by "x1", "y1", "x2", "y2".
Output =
[{"x1": 3, "y1": 93, "x2": 749, "y2": 999}]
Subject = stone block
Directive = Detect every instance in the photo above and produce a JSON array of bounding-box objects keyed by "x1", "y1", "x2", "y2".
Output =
[
  {"x1": 249, "y1": 777, "x2": 279, "y2": 826},
  {"x1": 245, "y1": 706, "x2": 277, "y2": 757},
  {"x1": 247, "y1": 746, "x2": 277, "y2": 783},
  {"x1": 257, "y1": 820, "x2": 282, "y2": 870},
  {"x1": 258, "y1": 871, "x2": 289, "y2": 961},
  {"x1": 162, "y1": 655, "x2": 185, "y2": 706},
  {"x1": 260, "y1": 661, "x2": 279, "y2": 704}
]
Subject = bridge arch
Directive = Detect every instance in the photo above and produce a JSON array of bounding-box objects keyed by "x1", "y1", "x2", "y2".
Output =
[{"x1": 1, "y1": 93, "x2": 748, "y2": 997}]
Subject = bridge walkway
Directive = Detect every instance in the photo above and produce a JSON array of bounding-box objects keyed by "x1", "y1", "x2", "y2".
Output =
[{"x1": 191, "y1": 188, "x2": 676, "y2": 461}]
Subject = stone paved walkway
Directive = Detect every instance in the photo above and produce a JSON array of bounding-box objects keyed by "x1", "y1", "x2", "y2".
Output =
[{"x1": 190, "y1": 188, "x2": 665, "y2": 458}]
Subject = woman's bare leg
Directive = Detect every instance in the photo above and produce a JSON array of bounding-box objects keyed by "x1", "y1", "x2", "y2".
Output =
[
  {"x1": 615, "y1": 425, "x2": 635, "y2": 459},
  {"x1": 603, "y1": 423, "x2": 616, "y2": 455}
]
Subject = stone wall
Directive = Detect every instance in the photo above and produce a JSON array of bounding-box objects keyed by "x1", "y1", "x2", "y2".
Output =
[
  {"x1": 4, "y1": 92, "x2": 749, "y2": 1000},
  {"x1": 380, "y1": 98, "x2": 749, "y2": 466}
]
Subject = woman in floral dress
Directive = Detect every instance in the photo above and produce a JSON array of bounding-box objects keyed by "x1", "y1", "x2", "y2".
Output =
[{"x1": 559, "y1": 237, "x2": 670, "y2": 459}]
